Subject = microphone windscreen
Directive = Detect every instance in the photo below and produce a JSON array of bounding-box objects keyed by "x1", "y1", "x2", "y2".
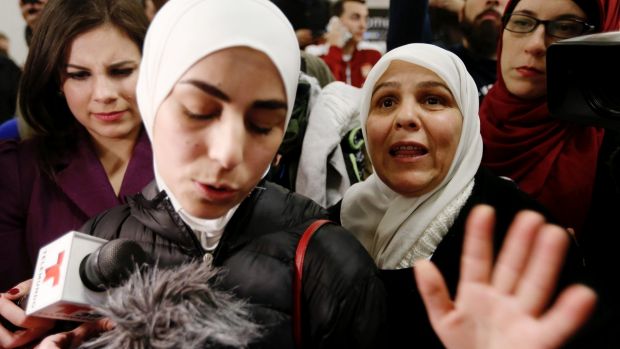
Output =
[{"x1": 79, "y1": 261, "x2": 262, "y2": 349}]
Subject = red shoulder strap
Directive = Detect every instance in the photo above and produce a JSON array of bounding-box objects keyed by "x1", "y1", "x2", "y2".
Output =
[{"x1": 293, "y1": 219, "x2": 331, "y2": 349}]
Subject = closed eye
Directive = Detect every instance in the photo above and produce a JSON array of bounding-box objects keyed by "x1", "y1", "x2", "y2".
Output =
[
  {"x1": 182, "y1": 106, "x2": 221, "y2": 120},
  {"x1": 66, "y1": 71, "x2": 90, "y2": 80},
  {"x1": 110, "y1": 67, "x2": 135, "y2": 77},
  {"x1": 247, "y1": 122, "x2": 272, "y2": 135}
]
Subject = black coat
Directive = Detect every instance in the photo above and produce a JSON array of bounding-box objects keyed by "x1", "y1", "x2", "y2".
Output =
[
  {"x1": 81, "y1": 180, "x2": 387, "y2": 349},
  {"x1": 330, "y1": 167, "x2": 595, "y2": 348}
]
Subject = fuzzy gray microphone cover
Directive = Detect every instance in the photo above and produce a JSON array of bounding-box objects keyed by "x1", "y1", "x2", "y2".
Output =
[{"x1": 79, "y1": 261, "x2": 261, "y2": 349}]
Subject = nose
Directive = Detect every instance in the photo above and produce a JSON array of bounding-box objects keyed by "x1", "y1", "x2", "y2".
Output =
[
  {"x1": 208, "y1": 111, "x2": 244, "y2": 170},
  {"x1": 486, "y1": 0, "x2": 499, "y2": 7},
  {"x1": 394, "y1": 98, "x2": 421, "y2": 131},
  {"x1": 523, "y1": 24, "x2": 548, "y2": 58},
  {"x1": 92, "y1": 76, "x2": 118, "y2": 104}
]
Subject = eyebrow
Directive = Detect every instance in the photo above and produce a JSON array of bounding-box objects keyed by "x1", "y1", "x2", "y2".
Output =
[
  {"x1": 181, "y1": 79, "x2": 287, "y2": 110},
  {"x1": 372, "y1": 80, "x2": 453, "y2": 97},
  {"x1": 66, "y1": 60, "x2": 138, "y2": 71},
  {"x1": 513, "y1": 9, "x2": 586, "y2": 20},
  {"x1": 181, "y1": 79, "x2": 230, "y2": 101}
]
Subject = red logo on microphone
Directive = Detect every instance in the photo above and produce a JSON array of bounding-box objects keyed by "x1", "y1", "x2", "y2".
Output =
[{"x1": 44, "y1": 251, "x2": 65, "y2": 287}]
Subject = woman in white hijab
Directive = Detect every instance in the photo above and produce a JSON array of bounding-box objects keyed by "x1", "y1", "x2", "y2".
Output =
[
  {"x1": 28, "y1": 0, "x2": 387, "y2": 347},
  {"x1": 335, "y1": 43, "x2": 595, "y2": 348}
]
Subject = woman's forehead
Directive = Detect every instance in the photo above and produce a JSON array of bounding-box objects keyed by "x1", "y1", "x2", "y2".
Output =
[{"x1": 378, "y1": 60, "x2": 447, "y2": 85}]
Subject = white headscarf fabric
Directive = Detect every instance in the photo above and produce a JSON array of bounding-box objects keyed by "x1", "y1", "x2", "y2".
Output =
[
  {"x1": 136, "y1": 0, "x2": 300, "y2": 243},
  {"x1": 340, "y1": 43, "x2": 483, "y2": 269}
]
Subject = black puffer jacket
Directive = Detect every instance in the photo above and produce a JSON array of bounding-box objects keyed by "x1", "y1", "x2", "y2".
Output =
[{"x1": 81, "y1": 180, "x2": 387, "y2": 348}]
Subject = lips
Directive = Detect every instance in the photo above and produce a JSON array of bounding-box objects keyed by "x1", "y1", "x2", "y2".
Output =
[
  {"x1": 389, "y1": 142, "x2": 428, "y2": 158},
  {"x1": 92, "y1": 110, "x2": 126, "y2": 122},
  {"x1": 516, "y1": 66, "x2": 545, "y2": 78},
  {"x1": 476, "y1": 9, "x2": 501, "y2": 22},
  {"x1": 194, "y1": 181, "x2": 239, "y2": 203}
]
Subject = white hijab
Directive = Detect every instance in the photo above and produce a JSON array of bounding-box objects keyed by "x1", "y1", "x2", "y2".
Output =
[
  {"x1": 340, "y1": 43, "x2": 483, "y2": 269},
  {"x1": 136, "y1": 0, "x2": 300, "y2": 244}
]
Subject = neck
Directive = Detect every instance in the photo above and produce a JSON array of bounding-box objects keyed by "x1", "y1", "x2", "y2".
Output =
[
  {"x1": 343, "y1": 39, "x2": 357, "y2": 55},
  {"x1": 90, "y1": 128, "x2": 141, "y2": 195}
]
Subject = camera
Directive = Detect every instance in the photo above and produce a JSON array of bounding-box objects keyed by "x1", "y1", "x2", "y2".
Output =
[{"x1": 547, "y1": 31, "x2": 620, "y2": 131}]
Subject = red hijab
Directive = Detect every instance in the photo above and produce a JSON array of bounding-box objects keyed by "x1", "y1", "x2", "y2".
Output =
[
  {"x1": 600, "y1": 0, "x2": 620, "y2": 31},
  {"x1": 480, "y1": 0, "x2": 606, "y2": 232}
]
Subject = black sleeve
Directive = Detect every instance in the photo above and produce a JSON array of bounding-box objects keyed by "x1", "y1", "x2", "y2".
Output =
[{"x1": 302, "y1": 224, "x2": 387, "y2": 348}]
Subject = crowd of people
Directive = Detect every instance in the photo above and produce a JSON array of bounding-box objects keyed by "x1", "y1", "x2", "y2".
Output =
[{"x1": 0, "y1": 0, "x2": 618, "y2": 348}]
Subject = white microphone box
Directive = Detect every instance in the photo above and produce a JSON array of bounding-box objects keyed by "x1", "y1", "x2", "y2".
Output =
[{"x1": 26, "y1": 231, "x2": 108, "y2": 322}]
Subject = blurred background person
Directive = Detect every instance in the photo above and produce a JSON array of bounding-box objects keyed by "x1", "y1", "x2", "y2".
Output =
[
  {"x1": 306, "y1": 0, "x2": 382, "y2": 87},
  {"x1": 0, "y1": 32, "x2": 21, "y2": 124},
  {"x1": 19, "y1": 0, "x2": 48, "y2": 47}
]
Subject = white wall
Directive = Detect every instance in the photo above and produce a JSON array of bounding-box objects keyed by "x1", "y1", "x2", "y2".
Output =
[
  {"x1": 0, "y1": 1, "x2": 29, "y2": 66},
  {"x1": 366, "y1": 0, "x2": 389, "y2": 9}
]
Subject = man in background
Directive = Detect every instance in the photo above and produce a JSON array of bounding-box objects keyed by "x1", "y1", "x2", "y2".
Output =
[
  {"x1": 434, "y1": 0, "x2": 507, "y2": 98},
  {"x1": 19, "y1": 0, "x2": 48, "y2": 46},
  {"x1": 306, "y1": 0, "x2": 381, "y2": 88},
  {"x1": 0, "y1": 33, "x2": 22, "y2": 124}
]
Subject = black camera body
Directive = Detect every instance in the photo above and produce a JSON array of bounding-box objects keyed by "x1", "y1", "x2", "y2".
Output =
[{"x1": 548, "y1": 31, "x2": 620, "y2": 130}]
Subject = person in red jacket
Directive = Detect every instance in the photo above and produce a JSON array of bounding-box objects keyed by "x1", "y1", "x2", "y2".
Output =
[{"x1": 307, "y1": 0, "x2": 381, "y2": 87}]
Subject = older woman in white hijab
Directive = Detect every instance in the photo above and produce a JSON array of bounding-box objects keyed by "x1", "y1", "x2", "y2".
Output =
[{"x1": 334, "y1": 43, "x2": 596, "y2": 348}]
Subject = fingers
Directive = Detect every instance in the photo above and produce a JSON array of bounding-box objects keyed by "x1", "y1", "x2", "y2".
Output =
[
  {"x1": 414, "y1": 260, "x2": 454, "y2": 326},
  {"x1": 0, "y1": 296, "x2": 54, "y2": 330},
  {"x1": 0, "y1": 293, "x2": 55, "y2": 349},
  {"x1": 2, "y1": 279, "x2": 32, "y2": 302},
  {"x1": 491, "y1": 211, "x2": 544, "y2": 293},
  {"x1": 70, "y1": 320, "x2": 108, "y2": 342},
  {"x1": 539, "y1": 285, "x2": 597, "y2": 348},
  {"x1": 459, "y1": 205, "x2": 495, "y2": 286},
  {"x1": 515, "y1": 224, "x2": 570, "y2": 315},
  {"x1": 35, "y1": 332, "x2": 74, "y2": 349}
]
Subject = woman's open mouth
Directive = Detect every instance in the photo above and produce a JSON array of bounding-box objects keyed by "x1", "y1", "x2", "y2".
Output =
[
  {"x1": 389, "y1": 143, "x2": 428, "y2": 159},
  {"x1": 194, "y1": 181, "x2": 238, "y2": 203}
]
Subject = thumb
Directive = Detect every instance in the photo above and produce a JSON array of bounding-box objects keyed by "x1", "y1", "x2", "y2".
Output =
[{"x1": 414, "y1": 260, "x2": 454, "y2": 326}]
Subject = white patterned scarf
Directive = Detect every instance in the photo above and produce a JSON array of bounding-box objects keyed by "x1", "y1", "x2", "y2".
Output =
[{"x1": 341, "y1": 43, "x2": 483, "y2": 269}]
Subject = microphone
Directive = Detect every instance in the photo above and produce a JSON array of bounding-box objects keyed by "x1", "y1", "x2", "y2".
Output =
[
  {"x1": 79, "y1": 239, "x2": 149, "y2": 292},
  {"x1": 26, "y1": 231, "x2": 148, "y2": 322},
  {"x1": 79, "y1": 261, "x2": 262, "y2": 349}
]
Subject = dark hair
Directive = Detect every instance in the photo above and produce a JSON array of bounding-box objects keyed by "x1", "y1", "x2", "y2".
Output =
[
  {"x1": 331, "y1": 0, "x2": 366, "y2": 18},
  {"x1": 502, "y1": 0, "x2": 602, "y2": 33},
  {"x1": 18, "y1": 0, "x2": 148, "y2": 178}
]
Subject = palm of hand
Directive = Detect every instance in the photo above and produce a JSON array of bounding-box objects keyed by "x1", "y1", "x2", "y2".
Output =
[
  {"x1": 414, "y1": 206, "x2": 596, "y2": 349},
  {"x1": 437, "y1": 283, "x2": 558, "y2": 349}
]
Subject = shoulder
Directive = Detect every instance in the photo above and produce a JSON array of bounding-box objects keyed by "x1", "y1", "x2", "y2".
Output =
[
  {"x1": 0, "y1": 139, "x2": 40, "y2": 185},
  {"x1": 80, "y1": 203, "x2": 134, "y2": 240},
  {"x1": 357, "y1": 42, "x2": 383, "y2": 56},
  {"x1": 253, "y1": 181, "x2": 327, "y2": 226},
  {"x1": 471, "y1": 167, "x2": 551, "y2": 218},
  {"x1": 309, "y1": 221, "x2": 376, "y2": 271},
  {"x1": 305, "y1": 44, "x2": 330, "y2": 57}
]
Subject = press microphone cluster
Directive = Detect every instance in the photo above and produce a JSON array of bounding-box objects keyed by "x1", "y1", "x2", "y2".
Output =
[{"x1": 26, "y1": 231, "x2": 148, "y2": 321}]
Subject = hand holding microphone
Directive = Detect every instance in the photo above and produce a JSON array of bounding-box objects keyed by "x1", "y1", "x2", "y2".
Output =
[
  {"x1": 0, "y1": 234, "x2": 148, "y2": 348},
  {"x1": 0, "y1": 279, "x2": 55, "y2": 349}
]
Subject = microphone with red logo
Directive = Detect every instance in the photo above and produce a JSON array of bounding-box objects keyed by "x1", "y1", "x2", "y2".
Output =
[{"x1": 25, "y1": 231, "x2": 148, "y2": 321}]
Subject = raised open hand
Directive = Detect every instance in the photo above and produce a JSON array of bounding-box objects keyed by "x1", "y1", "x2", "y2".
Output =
[{"x1": 414, "y1": 205, "x2": 597, "y2": 349}]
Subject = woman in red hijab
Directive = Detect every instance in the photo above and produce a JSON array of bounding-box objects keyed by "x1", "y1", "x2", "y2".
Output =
[{"x1": 479, "y1": 0, "x2": 605, "y2": 235}]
